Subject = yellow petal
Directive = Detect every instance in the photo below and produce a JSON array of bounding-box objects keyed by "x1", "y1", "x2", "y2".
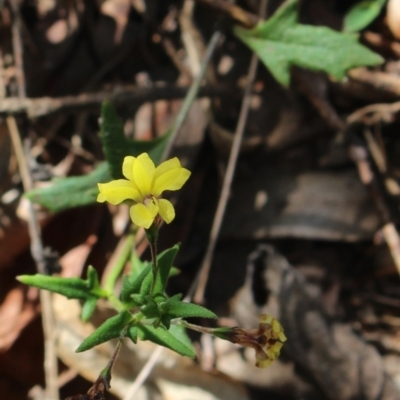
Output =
[
  {"x1": 154, "y1": 157, "x2": 181, "y2": 180},
  {"x1": 130, "y1": 202, "x2": 158, "y2": 229},
  {"x1": 152, "y1": 168, "x2": 191, "y2": 197},
  {"x1": 256, "y1": 358, "x2": 273, "y2": 368},
  {"x1": 158, "y1": 199, "x2": 175, "y2": 223},
  {"x1": 133, "y1": 153, "x2": 155, "y2": 196},
  {"x1": 122, "y1": 156, "x2": 135, "y2": 181},
  {"x1": 97, "y1": 180, "x2": 140, "y2": 205},
  {"x1": 260, "y1": 314, "x2": 273, "y2": 324},
  {"x1": 255, "y1": 349, "x2": 272, "y2": 368}
]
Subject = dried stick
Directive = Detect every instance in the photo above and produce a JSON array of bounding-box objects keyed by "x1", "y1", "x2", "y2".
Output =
[
  {"x1": 161, "y1": 31, "x2": 222, "y2": 161},
  {"x1": 8, "y1": 2, "x2": 59, "y2": 397},
  {"x1": 348, "y1": 142, "x2": 400, "y2": 275},
  {"x1": 7, "y1": 117, "x2": 59, "y2": 399},
  {"x1": 0, "y1": 84, "x2": 230, "y2": 118},
  {"x1": 192, "y1": 0, "x2": 268, "y2": 304},
  {"x1": 194, "y1": 0, "x2": 260, "y2": 27},
  {"x1": 122, "y1": 346, "x2": 164, "y2": 400}
]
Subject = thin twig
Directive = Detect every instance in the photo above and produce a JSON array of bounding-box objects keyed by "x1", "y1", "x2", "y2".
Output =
[
  {"x1": 8, "y1": 4, "x2": 59, "y2": 397},
  {"x1": 347, "y1": 100, "x2": 400, "y2": 125},
  {"x1": 9, "y1": 0, "x2": 26, "y2": 98},
  {"x1": 194, "y1": 0, "x2": 260, "y2": 28},
  {"x1": 161, "y1": 31, "x2": 222, "y2": 160},
  {"x1": 0, "y1": 84, "x2": 230, "y2": 118},
  {"x1": 7, "y1": 117, "x2": 59, "y2": 400},
  {"x1": 191, "y1": 0, "x2": 268, "y2": 304},
  {"x1": 122, "y1": 346, "x2": 164, "y2": 400}
]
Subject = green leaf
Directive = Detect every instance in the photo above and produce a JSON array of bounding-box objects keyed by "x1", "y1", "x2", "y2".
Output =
[
  {"x1": 344, "y1": 0, "x2": 387, "y2": 32},
  {"x1": 25, "y1": 162, "x2": 111, "y2": 212},
  {"x1": 120, "y1": 264, "x2": 151, "y2": 303},
  {"x1": 140, "y1": 297, "x2": 160, "y2": 319},
  {"x1": 76, "y1": 310, "x2": 132, "y2": 352},
  {"x1": 81, "y1": 297, "x2": 98, "y2": 322},
  {"x1": 139, "y1": 270, "x2": 154, "y2": 297},
  {"x1": 168, "y1": 325, "x2": 193, "y2": 349},
  {"x1": 127, "y1": 326, "x2": 138, "y2": 343},
  {"x1": 100, "y1": 101, "x2": 171, "y2": 179},
  {"x1": 26, "y1": 103, "x2": 171, "y2": 213},
  {"x1": 234, "y1": 0, "x2": 383, "y2": 86},
  {"x1": 159, "y1": 298, "x2": 217, "y2": 320},
  {"x1": 18, "y1": 267, "x2": 107, "y2": 319},
  {"x1": 17, "y1": 274, "x2": 97, "y2": 300},
  {"x1": 152, "y1": 245, "x2": 179, "y2": 296},
  {"x1": 136, "y1": 324, "x2": 196, "y2": 358}
]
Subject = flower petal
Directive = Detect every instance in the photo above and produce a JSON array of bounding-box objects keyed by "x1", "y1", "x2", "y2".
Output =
[
  {"x1": 130, "y1": 202, "x2": 158, "y2": 229},
  {"x1": 122, "y1": 156, "x2": 135, "y2": 181},
  {"x1": 152, "y1": 167, "x2": 191, "y2": 197},
  {"x1": 154, "y1": 157, "x2": 181, "y2": 180},
  {"x1": 158, "y1": 199, "x2": 175, "y2": 223},
  {"x1": 132, "y1": 153, "x2": 155, "y2": 196},
  {"x1": 97, "y1": 180, "x2": 140, "y2": 205}
]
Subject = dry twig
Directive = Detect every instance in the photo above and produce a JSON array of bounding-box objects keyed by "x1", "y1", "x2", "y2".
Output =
[{"x1": 192, "y1": 0, "x2": 268, "y2": 304}]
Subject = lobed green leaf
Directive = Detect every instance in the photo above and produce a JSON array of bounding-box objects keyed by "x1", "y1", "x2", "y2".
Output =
[{"x1": 234, "y1": 0, "x2": 383, "y2": 86}]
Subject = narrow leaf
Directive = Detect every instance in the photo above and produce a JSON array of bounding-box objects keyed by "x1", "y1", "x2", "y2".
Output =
[
  {"x1": 161, "y1": 300, "x2": 217, "y2": 320},
  {"x1": 344, "y1": 0, "x2": 387, "y2": 33},
  {"x1": 25, "y1": 162, "x2": 110, "y2": 212},
  {"x1": 120, "y1": 264, "x2": 151, "y2": 303},
  {"x1": 18, "y1": 274, "x2": 92, "y2": 300},
  {"x1": 127, "y1": 326, "x2": 138, "y2": 343},
  {"x1": 76, "y1": 310, "x2": 132, "y2": 352},
  {"x1": 152, "y1": 245, "x2": 179, "y2": 296},
  {"x1": 81, "y1": 297, "x2": 98, "y2": 322},
  {"x1": 234, "y1": 0, "x2": 383, "y2": 86},
  {"x1": 136, "y1": 324, "x2": 196, "y2": 358}
]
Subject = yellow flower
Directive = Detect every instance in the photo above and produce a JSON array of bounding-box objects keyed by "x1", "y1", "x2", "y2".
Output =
[
  {"x1": 97, "y1": 153, "x2": 191, "y2": 229},
  {"x1": 213, "y1": 314, "x2": 287, "y2": 368}
]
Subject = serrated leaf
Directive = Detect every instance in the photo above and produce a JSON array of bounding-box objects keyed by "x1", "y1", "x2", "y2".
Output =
[
  {"x1": 234, "y1": 0, "x2": 383, "y2": 86},
  {"x1": 152, "y1": 245, "x2": 179, "y2": 296},
  {"x1": 160, "y1": 299, "x2": 217, "y2": 320},
  {"x1": 81, "y1": 297, "x2": 98, "y2": 321},
  {"x1": 25, "y1": 162, "x2": 111, "y2": 212},
  {"x1": 100, "y1": 101, "x2": 171, "y2": 179},
  {"x1": 343, "y1": 0, "x2": 386, "y2": 33},
  {"x1": 136, "y1": 324, "x2": 196, "y2": 358},
  {"x1": 76, "y1": 310, "x2": 132, "y2": 352}
]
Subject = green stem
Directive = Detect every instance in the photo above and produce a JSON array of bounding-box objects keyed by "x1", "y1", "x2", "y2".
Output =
[
  {"x1": 107, "y1": 293, "x2": 126, "y2": 312},
  {"x1": 178, "y1": 319, "x2": 215, "y2": 335},
  {"x1": 145, "y1": 224, "x2": 159, "y2": 296},
  {"x1": 104, "y1": 231, "x2": 136, "y2": 295}
]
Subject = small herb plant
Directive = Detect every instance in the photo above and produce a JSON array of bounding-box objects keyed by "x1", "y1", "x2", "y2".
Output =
[{"x1": 18, "y1": 149, "x2": 286, "y2": 398}]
